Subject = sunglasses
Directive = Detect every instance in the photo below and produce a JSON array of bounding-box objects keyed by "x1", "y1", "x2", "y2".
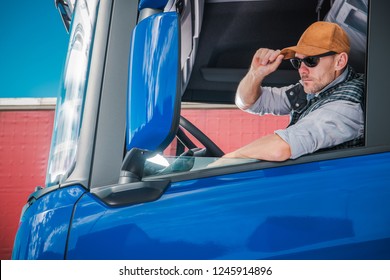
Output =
[{"x1": 290, "y1": 51, "x2": 336, "y2": 69}]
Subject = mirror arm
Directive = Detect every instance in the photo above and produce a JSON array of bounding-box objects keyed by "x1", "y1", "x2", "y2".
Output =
[{"x1": 118, "y1": 148, "x2": 152, "y2": 184}]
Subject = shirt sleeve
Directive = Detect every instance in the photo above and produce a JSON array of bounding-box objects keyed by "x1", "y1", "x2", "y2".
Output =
[
  {"x1": 236, "y1": 84, "x2": 296, "y2": 115},
  {"x1": 275, "y1": 100, "x2": 364, "y2": 159}
]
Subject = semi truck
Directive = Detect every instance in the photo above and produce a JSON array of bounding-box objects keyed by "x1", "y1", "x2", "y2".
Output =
[{"x1": 12, "y1": 0, "x2": 390, "y2": 259}]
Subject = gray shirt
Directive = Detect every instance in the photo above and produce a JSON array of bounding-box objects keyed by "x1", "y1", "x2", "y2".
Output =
[{"x1": 236, "y1": 70, "x2": 364, "y2": 159}]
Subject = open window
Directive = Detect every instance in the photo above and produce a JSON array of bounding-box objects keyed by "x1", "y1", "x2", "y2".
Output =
[
  {"x1": 136, "y1": 0, "x2": 369, "y2": 180},
  {"x1": 106, "y1": 0, "x2": 369, "y2": 188}
]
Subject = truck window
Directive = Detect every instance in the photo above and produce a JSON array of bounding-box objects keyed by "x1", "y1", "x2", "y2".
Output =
[{"x1": 143, "y1": 0, "x2": 368, "y2": 179}]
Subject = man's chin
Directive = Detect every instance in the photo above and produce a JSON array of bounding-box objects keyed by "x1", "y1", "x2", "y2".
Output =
[
  {"x1": 303, "y1": 84, "x2": 322, "y2": 94},
  {"x1": 303, "y1": 86, "x2": 314, "y2": 94}
]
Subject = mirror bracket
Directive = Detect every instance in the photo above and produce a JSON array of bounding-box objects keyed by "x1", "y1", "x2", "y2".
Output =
[{"x1": 119, "y1": 148, "x2": 152, "y2": 184}]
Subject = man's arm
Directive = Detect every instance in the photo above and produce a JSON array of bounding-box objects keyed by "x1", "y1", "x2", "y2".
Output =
[
  {"x1": 237, "y1": 49, "x2": 284, "y2": 109},
  {"x1": 223, "y1": 134, "x2": 292, "y2": 161},
  {"x1": 275, "y1": 100, "x2": 364, "y2": 159}
]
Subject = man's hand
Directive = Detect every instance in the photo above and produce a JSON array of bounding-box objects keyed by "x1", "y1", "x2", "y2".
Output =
[{"x1": 249, "y1": 48, "x2": 284, "y2": 79}]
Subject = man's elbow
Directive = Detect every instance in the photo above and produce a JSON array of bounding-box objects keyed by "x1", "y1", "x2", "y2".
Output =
[
  {"x1": 269, "y1": 149, "x2": 291, "y2": 161},
  {"x1": 268, "y1": 139, "x2": 291, "y2": 161}
]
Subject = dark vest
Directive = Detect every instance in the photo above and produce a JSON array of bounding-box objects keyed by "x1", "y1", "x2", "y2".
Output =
[{"x1": 285, "y1": 66, "x2": 365, "y2": 149}]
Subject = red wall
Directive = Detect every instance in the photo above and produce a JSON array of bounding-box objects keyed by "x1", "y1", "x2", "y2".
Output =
[
  {"x1": 0, "y1": 109, "x2": 288, "y2": 260},
  {"x1": 182, "y1": 109, "x2": 289, "y2": 153},
  {"x1": 0, "y1": 110, "x2": 54, "y2": 260}
]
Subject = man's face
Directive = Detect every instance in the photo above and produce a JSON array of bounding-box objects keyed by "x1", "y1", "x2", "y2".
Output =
[{"x1": 295, "y1": 52, "x2": 338, "y2": 94}]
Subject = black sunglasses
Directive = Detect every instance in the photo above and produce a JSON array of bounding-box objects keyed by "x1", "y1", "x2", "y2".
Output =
[{"x1": 290, "y1": 51, "x2": 336, "y2": 69}]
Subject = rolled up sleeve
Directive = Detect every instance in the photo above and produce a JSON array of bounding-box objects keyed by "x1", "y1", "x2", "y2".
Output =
[
  {"x1": 236, "y1": 85, "x2": 296, "y2": 115},
  {"x1": 275, "y1": 100, "x2": 364, "y2": 159}
]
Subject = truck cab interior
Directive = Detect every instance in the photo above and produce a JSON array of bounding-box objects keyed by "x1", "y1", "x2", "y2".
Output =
[
  {"x1": 184, "y1": 0, "x2": 367, "y2": 104},
  {"x1": 127, "y1": 0, "x2": 370, "y2": 180}
]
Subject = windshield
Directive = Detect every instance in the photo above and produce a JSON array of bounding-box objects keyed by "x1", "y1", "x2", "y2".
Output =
[{"x1": 46, "y1": 0, "x2": 100, "y2": 187}]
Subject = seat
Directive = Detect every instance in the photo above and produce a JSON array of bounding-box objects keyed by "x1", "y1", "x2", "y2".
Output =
[{"x1": 325, "y1": 0, "x2": 368, "y2": 73}]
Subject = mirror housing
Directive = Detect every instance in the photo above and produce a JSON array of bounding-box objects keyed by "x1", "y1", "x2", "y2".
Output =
[{"x1": 126, "y1": 11, "x2": 181, "y2": 153}]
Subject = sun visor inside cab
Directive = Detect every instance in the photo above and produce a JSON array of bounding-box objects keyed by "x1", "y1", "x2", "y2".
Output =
[{"x1": 126, "y1": 12, "x2": 181, "y2": 152}]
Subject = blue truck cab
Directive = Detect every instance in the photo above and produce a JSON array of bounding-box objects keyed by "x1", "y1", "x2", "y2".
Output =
[{"x1": 12, "y1": 0, "x2": 390, "y2": 259}]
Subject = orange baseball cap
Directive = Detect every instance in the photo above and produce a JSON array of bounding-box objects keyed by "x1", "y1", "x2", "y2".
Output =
[{"x1": 280, "y1": 21, "x2": 350, "y2": 59}]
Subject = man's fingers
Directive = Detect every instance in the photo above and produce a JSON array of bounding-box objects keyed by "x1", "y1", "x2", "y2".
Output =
[
  {"x1": 267, "y1": 54, "x2": 284, "y2": 72},
  {"x1": 261, "y1": 51, "x2": 273, "y2": 65},
  {"x1": 250, "y1": 49, "x2": 284, "y2": 77},
  {"x1": 253, "y1": 49, "x2": 283, "y2": 66},
  {"x1": 269, "y1": 49, "x2": 282, "y2": 62}
]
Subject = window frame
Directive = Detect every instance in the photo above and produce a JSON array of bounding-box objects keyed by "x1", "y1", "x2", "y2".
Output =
[{"x1": 141, "y1": 0, "x2": 390, "y2": 184}]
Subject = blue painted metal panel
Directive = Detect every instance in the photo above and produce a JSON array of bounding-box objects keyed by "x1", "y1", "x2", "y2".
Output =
[
  {"x1": 66, "y1": 152, "x2": 390, "y2": 259},
  {"x1": 139, "y1": 0, "x2": 169, "y2": 10},
  {"x1": 12, "y1": 186, "x2": 85, "y2": 260},
  {"x1": 127, "y1": 12, "x2": 180, "y2": 152}
]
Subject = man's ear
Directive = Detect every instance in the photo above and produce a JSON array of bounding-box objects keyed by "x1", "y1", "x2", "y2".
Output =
[{"x1": 335, "y1": 52, "x2": 348, "y2": 70}]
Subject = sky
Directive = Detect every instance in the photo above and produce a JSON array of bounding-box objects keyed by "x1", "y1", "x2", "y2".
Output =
[{"x1": 0, "y1": 1, "x2": 69, "y2": 98}]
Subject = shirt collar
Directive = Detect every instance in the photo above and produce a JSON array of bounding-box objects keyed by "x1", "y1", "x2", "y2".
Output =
[{"x1": 305, "y1": 67, "x2": 349, "y2": 100}]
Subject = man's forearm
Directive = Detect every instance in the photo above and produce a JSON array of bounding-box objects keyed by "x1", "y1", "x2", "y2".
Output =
[
  {"x1": 236, "y1": 48, "x2": 284, "y2": 109},
  {"x1": 236, "y1": 70, "x2": 263, "y2": 109},
  {"x1": 223, "y1": 134, "x2": 291, "y2": 161}
]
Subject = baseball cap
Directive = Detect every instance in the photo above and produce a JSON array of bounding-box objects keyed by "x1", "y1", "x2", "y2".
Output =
[{"x1": 280, "y1": 21, "x2": 350, "y2": 59}]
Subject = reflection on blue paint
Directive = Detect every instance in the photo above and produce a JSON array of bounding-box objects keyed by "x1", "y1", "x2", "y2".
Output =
[
  {"x1": 138, "y1": 0, "x2": 169, "y2": 10},
  {"x1": 66, "y1": 152, "x2": 390, "y2": 260},
  {"x1": 127, "y1": 12, "x2": 179, "y2": 152},
  {"x1": 12, "y1": 186, "x2": 85, "y2": 260},
  {"x1": 247, "y1": 216, "x2": 354, "y2": 252}
]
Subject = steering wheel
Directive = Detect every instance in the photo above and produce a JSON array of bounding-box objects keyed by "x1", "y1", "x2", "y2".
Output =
[
  {"x1": 144, "y1": 116, "x2": 224, "y2": 176},
  {"x1": 178, "y1": 116, "x2": 224, "y2": 157}
]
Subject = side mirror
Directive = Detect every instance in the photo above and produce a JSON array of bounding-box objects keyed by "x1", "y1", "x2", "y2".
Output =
[
  {"x1": 118, "y1": 11, "x2": 181, "y2": 183},
  {"x1": 126, "y1": 12, "x2": 181, "y2": 153}
]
